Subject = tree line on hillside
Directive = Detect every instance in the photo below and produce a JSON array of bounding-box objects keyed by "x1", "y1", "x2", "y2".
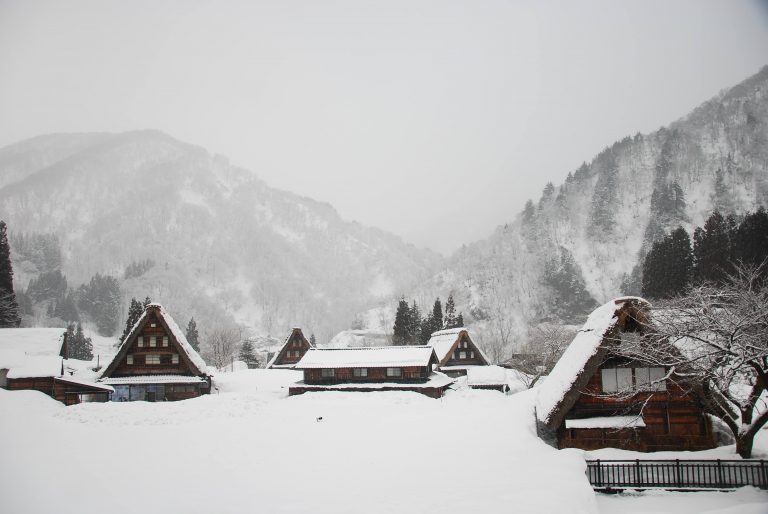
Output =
[
  {"x1": 392, "y1": 294, "x2": 464, "y2": 345},
  {"x1": 641, "y1": 208, "x2": 768, "y2": 299}
]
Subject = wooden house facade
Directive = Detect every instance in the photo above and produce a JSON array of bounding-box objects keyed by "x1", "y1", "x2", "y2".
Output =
[
  {"x1": 427, "y1": 328, "x2": 490, "y2": 378},
  {"x1": 98, "y1": 303, "x2": 211, "y2": 401},
  {"x1": 535, "y1": 297, "x2": 716, "y2": 452},
  {"x1": 7, "y1": 376, "x2": 113, "y2": 405},
  {"x1": 289, "y1": 346, "x2": 453, "y2": 398},
  {"x1": 266, "y1": 328, "x2": 313, "y2": 369}
]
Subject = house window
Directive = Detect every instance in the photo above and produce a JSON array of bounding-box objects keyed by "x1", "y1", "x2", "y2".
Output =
[
  {"x1": 386, "y1": 367, "x2": 402, "y2": 377},
  {"x1": 151, "y1": 323, "x2": 156, "y2": 327},
  {"x1": 601, "y1": 368, "x2": 632, "y2": 393},
  {"x1": 459, "y1": 351, "x2": 467, "y2": 359},
  {"x1": 162, "y1": 337, "x2": 168, "y2": 347},
  {"x1": 150, "y1": 336, "x2": 157, "y2": 347},
  {"x1": 353, "y1": 368, "x2": 368, "y2": 377},
  {"x1": 137, "y1": 337, "x2": 143, "y2": 347},
  {"x1": 470, "y1": 351, "x2": 475, "y2": 359},
  {"x1": 172, "y1": 354, "x2": 179, "y2": 364},
  {"x1": 321, "y1": 368, "x2": 335, "y2": 378},
  {"x1": 146, "y1": 355, "x2": 161, "y2": 365},
  {"x1": 636, "y1": 367, "x2": 667, "y2": 391},
  {"x1": 127, "y1": 354, "x2": 133, "y2": 365}
]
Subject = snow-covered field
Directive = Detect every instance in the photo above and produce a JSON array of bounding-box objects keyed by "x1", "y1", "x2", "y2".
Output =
[{"x1": 1, "y1": 370, "x2": 765, "y2": 514}]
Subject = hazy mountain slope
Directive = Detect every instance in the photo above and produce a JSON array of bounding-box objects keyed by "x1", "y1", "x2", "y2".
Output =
[
  {"x1": 0, "y1": 130, "x2": 441, "y2": 341},
  {"x1": 409, "y1": 65, "x2": 768, "y2": 354}
]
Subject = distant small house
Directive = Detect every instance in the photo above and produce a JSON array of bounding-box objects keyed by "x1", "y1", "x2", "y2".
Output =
[
  {"x1": 289, "y1": 346, "x2": 453, "y2": 398},
  {"x1": 427, "y1": 328, "x2": 490, "y2": 377},
  {"x1": 466, "y1": 365, "x2": 514, "y2": 393},
  {"x1": 98, "y1": 303, "x2": 211, "y2": 401},
  {"x1": 0, "y1": 328, "x2": 112, "y2": 405},
  {"x1": 535, "y1": 297, "x2": 716, "y2": 452},
  {"x1": 266, "y1": 328, "x2": 313, "y2": 369}
]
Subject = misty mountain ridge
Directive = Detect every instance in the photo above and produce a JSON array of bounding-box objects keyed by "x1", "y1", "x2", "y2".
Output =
[
  {"x1": 0, "y1": 130, "x2": 441, "y2": 342},
  {"x1": 396, "y1": 65, "x2": 768, "y2": 355},
  {"x1": 1, "y1": 65, "x2": 767, "y2": 355}
]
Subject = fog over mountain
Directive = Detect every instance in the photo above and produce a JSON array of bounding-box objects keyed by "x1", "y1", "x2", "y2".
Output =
[
  {"x1": 1, "y1": 66, "x2": 767, "y2": 351},
  {"x1": 0, "y1": 131, "x2": 440, "y2": 341}
]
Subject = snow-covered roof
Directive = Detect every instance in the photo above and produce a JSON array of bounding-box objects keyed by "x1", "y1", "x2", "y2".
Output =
[
  {"x1": 467, "y1": 365, "x2": 509, "y2": 386},
  {"x1": 0, "y1": 328, "x2": 66, "y2": 366},
  {"x1": 99, "y1": 303, "x2": 207, "y2": 378},
  {"x1": 5, "y1": 356, "x2": 64, "y2": 379},
  {"x1": 427, "y1": 327, "x2": 489, "y2": 365},
  {"x1": 535, "y1": 297, "x2": 650, "y2": 426},
  {"x1": 565, "y1": 416, "x2": 646, "y2": 429},
  {"x1": 295, "y1": 346, "x2": 437, "y2": 369},
  {"x1": 100, "y1": 375, "x2": 208, "y2": 385},
  {"x1": 54, "y1": 376, "x2": 114, "y2": 392}
]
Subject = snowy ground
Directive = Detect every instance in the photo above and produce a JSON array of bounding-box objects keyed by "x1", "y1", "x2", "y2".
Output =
[{"x1": 1, "y1": 370, "x2": 766, "y2": 514}]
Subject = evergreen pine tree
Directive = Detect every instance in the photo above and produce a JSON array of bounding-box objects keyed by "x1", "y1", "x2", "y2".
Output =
[
  {"x1": 408, "y1": 301, "x2": 422, "y2": 344},
  {"x1": 392, "y1": 297, "x2": 412, "y2": 345},
  {"x1": 238, "y1": 339, "x2": 260, "y2": 369},
  {"x1": 186, "y1": 317, "x2": 200, "y2": 352},
  {"x1": 310, "y1": 333, "x2": 316, "y2": 346},
  {"x1": 121, "y1": 298, "x2": 144, "y2": 342},
  {"x1": 430, "y1": 298, "x2": 443, "y2": 335},
  {"x1": 0, "y1": 220, "x2": 20, "y2": 327},
  {"x1": 143, "y1": 296, "x2": 152, "y2": 308},
  {"x1": 455, "y1": 313, "x2": 464, "y2": 327},
  {"x1": 419, "y1": 315, "x2": 433, "y2": 344},
  {"x1": 444, "y1": 294, "x2": 457, "y2": 329},
  {"x1": 693, "y1": 211, "x2": 734, "y2": 284},
  {"x1": 66, "y1": 322, "x2": 93, "y2": 360},
  {"x1": 641, "y1": 227, "x2": 693, "y2": 299},
  {"x1": 734, "y1": 207, "x2": 768, "y2": 274}
]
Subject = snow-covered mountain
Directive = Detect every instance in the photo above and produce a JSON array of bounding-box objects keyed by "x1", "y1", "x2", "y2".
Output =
[
  {"x1": 405, "y1": 65, "x2": 768, "y2": 352},
  {"x1": 0, "y1": 130, "x2": 440, "y2": 341}
]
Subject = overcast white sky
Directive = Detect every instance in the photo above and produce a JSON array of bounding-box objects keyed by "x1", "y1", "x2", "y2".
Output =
[{"x1": 1, "y1": 1, "x2": 767, "y2": 254}]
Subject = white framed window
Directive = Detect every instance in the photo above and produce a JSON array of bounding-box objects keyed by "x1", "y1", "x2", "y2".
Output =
[
  {"x1": 127, "y1": 354, "x2": 133, "y2": 365},
  {"x1": 601, "y1": 367, "x2": 639, "y2": 393},
  {"x1": 321, "y1": 368, "x2": 335, "y2": 378},
  {"x1": 162, "y1": 337, "x2": 168, "y2": 347},
  {"x1": 151, "y1": 323, "x2": 156, "y2": 327},
  {"x1": 386, "y1": 367, "x2": 402, "y2": 377},
  {"x1": 470, "y1": 351, "x2": 475, "y2": 359},
  {"x1": 172, "y1": 354, "x2": 179, "y2": 364},
  {"x1": 150, "y1": 336, "x2": 157, "y2": 347},
  {"x1": 649, "y1": 367, "x2": 667, "y2": 391},
  {"x1": 137, "y1": 337, "x2": 144, "y2": 347},
  {"x1": 146, "y1": 355, "x2": 160, "y2": 365},
  {"x1": 353, "y1": 368, "x2": 368, "y2": 377},
  {"x1": 459, "y1": 351, "x2": 467, "y2": 359}
]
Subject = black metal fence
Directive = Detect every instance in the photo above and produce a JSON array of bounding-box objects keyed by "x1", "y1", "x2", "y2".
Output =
[{"x1": 586, "y1": 459, "x2": 768, "y2": 491}]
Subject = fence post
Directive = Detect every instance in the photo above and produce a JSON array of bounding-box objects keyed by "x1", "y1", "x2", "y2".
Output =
[
  {"x1": 636, "y1": 459, "x2": 642, "y2": 488},
  {"x1": 675, "y1": 459, "x2": 681, "y2": 488},
  {"x1": 717, "y1": 459, "x2": 723, "y2": 488},
  {"x1": 596, "y1": 459, "x2": 602, "y2": 487},
  {"x1": 761, "y1": 460, "x2": 767, "y2": 489}
]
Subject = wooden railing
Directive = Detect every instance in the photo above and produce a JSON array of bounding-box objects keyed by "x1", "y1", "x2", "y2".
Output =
[{"x1": 586, "y1": 459, "x2": 768, "y2": 491}]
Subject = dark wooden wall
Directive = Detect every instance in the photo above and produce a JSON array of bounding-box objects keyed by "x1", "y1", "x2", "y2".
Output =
[
  {"x1": 557, "y1": 366, "x2": 715, "y2": 451},
  {"x1": 442, "y1": 333, "x2": 486, "y2": 367},
  {"x1": 273, "y1": 331, "x2": 311, "y2": 366},
  {"x1": 7, "y1": 377, "x2": 110, "y2": 405},
  {"x1": 303, "y1": 366, "x2": 430, "y2": 384},
  {"x1": 111, "y1": 312, "x2": 196, "y2": 377}
]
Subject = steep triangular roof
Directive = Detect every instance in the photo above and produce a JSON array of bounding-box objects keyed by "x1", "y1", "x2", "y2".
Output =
[
  {"x1": 427, "y1": 328, "x2": 490, "y2": 366},
  {"x1": 99, "y1": 303, "x2": 208, "y2": 379},
  {"x1": 266, "y1": 327, "x2": 313, "y2": 368},
  {"x1": 535, "y1": 297, "x2": 650, "y2": 431}
]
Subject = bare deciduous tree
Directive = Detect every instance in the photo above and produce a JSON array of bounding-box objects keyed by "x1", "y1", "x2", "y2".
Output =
[
  {"x1": 515, "y1": 324, "x2": 576, "y2": 388},
  {"x1": 621, "y1": 264, "x2": 768, "y2": 457},
  {"x1": 202, "y1": 326, "x2": 241, "y2": 370}
]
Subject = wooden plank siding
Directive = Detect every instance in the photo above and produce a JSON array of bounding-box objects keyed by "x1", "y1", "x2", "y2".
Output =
[
  {"x1": 303, "y1": 365, "x2": 430, "y2": 384},
  {"x1": 7, "y1": 377, "x2": 110, "y2": 406},
  {"x1": 557, "y1": 364, "x2": 715, "y2": 451}
]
